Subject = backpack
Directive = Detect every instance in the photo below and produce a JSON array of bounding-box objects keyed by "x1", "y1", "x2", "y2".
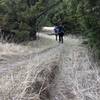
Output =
[{"x1": 54, "y1": 26, "x2": 59, "y2": 34}]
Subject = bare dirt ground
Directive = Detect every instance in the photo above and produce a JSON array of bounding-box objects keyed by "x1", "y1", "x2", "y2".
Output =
[{"x1": 0, "y1": 28, "x2": 100, "y2": 100}]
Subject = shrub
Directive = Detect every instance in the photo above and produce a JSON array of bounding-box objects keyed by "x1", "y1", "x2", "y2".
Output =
[{"x1": 15, "y1": 30, "x2": 30, "y2": 42}]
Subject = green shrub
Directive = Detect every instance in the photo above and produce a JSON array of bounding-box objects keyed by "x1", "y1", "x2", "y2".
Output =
[{"x1": 15, "y1": 30, "x2": 30, "y2": 42}]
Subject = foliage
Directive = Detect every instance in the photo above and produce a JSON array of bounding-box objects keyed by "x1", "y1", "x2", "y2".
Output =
[
  {"x1": 48, "y1": 0, "x2": 100, "y2": 57},
  {"x1": 0, "y1": 0, "x2": 51, "y2": 41},
  {"x1": 1, "y1": 0, "x2": 100, "y2": 56},
  {"x1": 0, "y1": 0, "x2": 62, "y2": 41},
  {"x1": 15, "y1": 30, "x2": 30, "y2": 42}
]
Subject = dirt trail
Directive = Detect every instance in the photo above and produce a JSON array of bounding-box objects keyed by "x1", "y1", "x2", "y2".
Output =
[
  {"x1": 48, "y1": 36, "x2": 100, "y2": 100},
  {"x1": 39, "y1": 29, "x2": 100, "y2": 100},
  {"x1": 0, "y1": 28, "x2": 100, "y2": 100}
]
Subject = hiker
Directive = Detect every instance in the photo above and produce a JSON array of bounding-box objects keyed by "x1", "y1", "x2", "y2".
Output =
[
  {"x1": 54, "y1": 24, "x2": 59, "y2": 41},
  {"x1": 58, "y1": 24, "x2": 64, "y2": 43}
]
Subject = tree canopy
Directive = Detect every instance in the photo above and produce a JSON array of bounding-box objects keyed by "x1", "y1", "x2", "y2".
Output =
[{"x1": 0, "y1": 0, "x2": 62, "y2": 41}]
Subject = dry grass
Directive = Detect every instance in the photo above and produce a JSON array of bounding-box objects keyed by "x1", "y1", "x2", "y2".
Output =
[
  {"x1": 0, "y1": 37, "x2": 60, "y2": 100},
  {"x1": 24, "y1": 62, "x2": 58, "y2": 100},
  {"x1": 0, "y1": 30, "x2": 100, "y2": 100},
  {"x1": 50, "y1": 45, "x2": 100, "y2": 100}
]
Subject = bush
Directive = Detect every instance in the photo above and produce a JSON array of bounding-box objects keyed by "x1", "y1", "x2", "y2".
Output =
[{"x1": 15, "y1": 30, "x2": 30, "y2": 42}]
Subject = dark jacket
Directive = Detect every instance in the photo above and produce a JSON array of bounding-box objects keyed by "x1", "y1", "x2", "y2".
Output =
[{"x1": 58, "y1": 26, "x2": 64, "y2": 36}]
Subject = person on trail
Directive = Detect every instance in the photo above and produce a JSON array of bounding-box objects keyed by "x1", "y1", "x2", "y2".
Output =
[
  {"x1": 54, "y1": 24, "x2": 59, "y2": 41},
  {"x1": 58, "y1": 24, "x2": 64, "y2": 43}
]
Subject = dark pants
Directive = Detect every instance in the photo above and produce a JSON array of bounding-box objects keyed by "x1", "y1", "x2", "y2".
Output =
[
  {"x1": 59, "y1": 35, "x2": 63, "y2": 43},
  {"x1": 55, "y1": 34, "x2": 58, "y2": 41}
]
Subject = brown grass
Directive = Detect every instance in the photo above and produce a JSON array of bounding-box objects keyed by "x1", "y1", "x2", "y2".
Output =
[{"x1": 22, "y1": 61, "x2": 58, "y2": 100}]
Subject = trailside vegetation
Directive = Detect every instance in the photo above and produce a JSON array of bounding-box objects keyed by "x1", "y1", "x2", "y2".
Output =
[
  {"x1": 0, "y1": 0, "x2": 100, "y2": 57},
  {"x1": 0, "y1": 0, "x2": 62, "y2": 42},
  {"x1": 0, "y1": 0, "x2": 48, "y2": 42},
  {"x1": 48, "y1": 0, "x2": 100, "y2": 57}
]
